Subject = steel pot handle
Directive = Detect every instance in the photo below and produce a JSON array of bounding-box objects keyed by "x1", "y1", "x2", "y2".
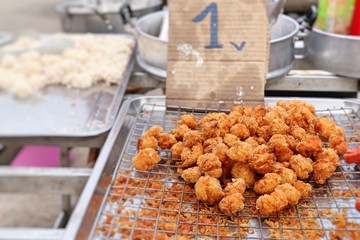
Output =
[
  {"x1": 294, "y1": 5, "x2": 317, "y2": 59},
  {"x1": 119, "y1": 3, "x2": 135, "y2": 25}
]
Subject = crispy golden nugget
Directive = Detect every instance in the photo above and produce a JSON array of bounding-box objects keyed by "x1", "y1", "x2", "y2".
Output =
[
  {"x1": 144, "y1": 125, "x2": 163, "y2": 137},
  {"x1": 219, "y1": 193, "x2": 245, "y2": 215},
  {"x1": 137, "y1": 136, "x2": 158, "y2": 150},
  {"x1": 178, "y1": 114, "x2": 198, "y2": 130},
  {"x1": 195, "y1": 176, "x2": 225, "y2": 204},
  {"x1": 289, "y1": 155, "x2": 313, "y2": 179},
  {"x1": 313, "y1": 159, "x2": 336, "y2": 184},
  {"x1": 181, "y1": 166, "x2": 202, "y2": 183},
  {"x1": 132, "y1": 148, "x2": 160, "y2": 171},
  {"x1": 224, "y1": 178, "x2": 246, "y2": 196},
  {"x1": 254, "y1": 173, "x2": 282, "y2": 195},
  {"x1": 197, "y1": 153, "x2": 222, "y2": 178},
  {"x1": 157, "y1": 133, "x2": 177, "y2": 149},
  {"x1": 231, "y1": 163, "x2": 256, "y2": 187}
]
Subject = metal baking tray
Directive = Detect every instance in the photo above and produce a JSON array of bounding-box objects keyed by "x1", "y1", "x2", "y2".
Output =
[
  {"x1": 65, "y1": 96, "x2": 360, "y2": 239},
  {"x1": 0, "y1": 35, "x2": 135, "y2": 137}
]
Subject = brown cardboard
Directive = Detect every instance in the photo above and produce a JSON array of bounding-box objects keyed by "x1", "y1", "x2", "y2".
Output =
[{"x1": 166, "y1": 0, "x2": 270, "y2": 109}]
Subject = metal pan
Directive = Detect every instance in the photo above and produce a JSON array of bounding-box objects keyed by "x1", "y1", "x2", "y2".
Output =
[
  {"x1": 64, "y1": 95, "x2": 360, "y2": 239},
  {"x1": 0, "y1": 34, "x2": 136, "y2": 137},
  {"x1": 136, "y1": 12, "x2": 299, "y2": 81}
]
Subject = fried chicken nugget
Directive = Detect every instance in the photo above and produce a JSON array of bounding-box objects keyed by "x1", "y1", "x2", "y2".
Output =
[
  {"x1": 329, "y1": 133, "x2": 347, "y2": 156},
  {"x1": 293, "y1": 180, "x2": 312, "y2": 198},
  {"x1": 256, "y1": 125, "x2": 271, "y2": 142},
  {"x1": 335, "y1": 126, "x2": 346, "y2": 139},
  {"x1": 197, "y1": 153, "x2": 222, "y2": 178},
  {"x1": 171, "y1": 124, "x2": 191, "y2": 141},
  {"x1": 231, "y1": 163, "x2": 256, "y2": 187},
  {"x1": 137, "y1": 136, "x2": 158, "y2": 150},
  {"x1": 132, "y1": 148, "x2": 160, "y2": 171},
  {"x1": 254, "y1": 144, "x2": 271, "y2": 154},
  {"x1": 285, "y1": 106, "x2": 315, "y2": 131},
  {"x1": 203, "y1": 137, "x2": 223, "y2": 153},
  {"x1": 200, "y1": 113, "x2": 231, "y2": 138},
  {"x1": 181, "y1": 166, "x2": 202, "y2": 183},
  {"x1": 285, "y1": 135, "x2": 298, "y2": 151},
  {"x1": 313, "y1": 159, "x2": 336, "y2": 184},
  {"x1": 268, "y1": 134, "x2": 294, "y2": 162},
  {"x1": 290, "y1": 125, "x2": 307, "y2": 141},
  {"x1": 296, "y1": 135, "x2": 323, "y2": 157},
  {"x1": 178, "y1": 114, "x2": 198, "y2": 129},
  {"x1": 263, "y1": 106, "x2": 287, "y2": 125},
  {"x1": 314, "y1": 148, "x2": 340, "y2": 167},
  {"x1": 181, "y1": 144, "x2": 203, "y2": 167},
  {"x1": 245, "y1": 137, "x2": 260, "y2": 148},
  {"x1": 249, "y1": 153, "x2": 276, "y2": 174},
  {"x1": 223, "y1": 134, "x2": 240, "y2": 148},
  {"x1": 289, "y1": 155, "x2": 313, "y2": 179},
  {"x1": 211, "y1": 143, "x2": 229, "y2": 162},
  {"x1": 224, "y1": 178, "x2": 246, "y2": 196},
  {"x1": 275, "y1": 183, "x2": 302, "y2": 206},
  {"x1": 274, "y1": 166, "x2": 297, "y2": 185},
  {"x1": 157, "y1": 133, "x2": 177, "y2": 149},
  {"x1": 231, "y1": 105, "x2": 254, "y2": 117},
  {"x1": 314, "y1": 117, "x2": 336, "y2": 141},
  {"x1": 256, "y1": 191, "x2": 288, "y2": 216},
  {"x1": 219, "y1": 193, "x2": 245, "y2": 215},
  {"x1": 144, "y1": 125, "x2": 163, "y2": 137},
  {"x1": 227, "y1": 142, "x2": 253, "y2": 164},
  {"x1": 171, "y1": 142, "x2": 184, "y2": 159},
  {"x1": 254, "y1": 105, "x2": 267, "y2": 125},
  {"x1": 183, "y1": 130, "x2": 204, "y2": 148},
  {"x1": 230, "y1": 123, "x2": 250, "y2": 140},
  {"x1": 254, "y1": 173, "x2": 282, "y2": 195},
  {"x1": 278, "y1": 100, "x2": 315, "y2": 114},
  {"x1": 270, "y1": 119, "x2": 290, "y2": 135},
  {"x1": 239, "y1": 117, "x2": 259, "y2": 136},
  {"x1": 195, "y1": 176, "x2": 225, "y2": 204}
]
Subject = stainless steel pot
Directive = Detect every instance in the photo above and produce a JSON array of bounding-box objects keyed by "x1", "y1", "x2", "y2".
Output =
[
  {"x1": 285, "y1": 0, "x2": 318, "y2": 12},
  {"x1": 56, "y1": 0, "x2": 162, "y2": 33},
  {"x1": 306, "y1": 28, "x2": 360, "y2": 78},
  {"x1": 136, "y1": 11, "x2": 299, "y2": 81}
]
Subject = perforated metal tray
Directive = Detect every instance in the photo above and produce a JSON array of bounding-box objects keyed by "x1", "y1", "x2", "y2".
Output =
[{"x1": 65, "y1": 96, "x2": 360, "y2": 239}]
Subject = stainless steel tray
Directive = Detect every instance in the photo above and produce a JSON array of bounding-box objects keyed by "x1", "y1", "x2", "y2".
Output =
[
  {"x1": 65, "y1": 96, "x2": 360, "y2": 239},
  {"x1": 0, "y1": 36, "x2": 136, "y2": 137}
]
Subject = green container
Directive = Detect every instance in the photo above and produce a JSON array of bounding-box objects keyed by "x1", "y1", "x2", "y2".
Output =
[{"x1": 316, "y1": 0, "x2": 355, "y2": 34}]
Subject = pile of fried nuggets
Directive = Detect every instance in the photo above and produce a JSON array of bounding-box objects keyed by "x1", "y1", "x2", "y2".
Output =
[{"x1": 132, "y1": 100, "x2": 347, "y2": 216}]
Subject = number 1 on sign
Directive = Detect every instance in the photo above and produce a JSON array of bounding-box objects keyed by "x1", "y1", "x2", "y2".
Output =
[
  {"x1": 192, "y1": 2, "x2": 246, "y2": 52},
  {"x1": 192, "y1": 2, "x2": 223, "y2": 49}
]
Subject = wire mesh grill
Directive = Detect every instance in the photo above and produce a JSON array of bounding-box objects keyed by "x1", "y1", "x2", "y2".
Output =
[{"x1": 92, "y1": 103, "x2": 360, "y2": 240}]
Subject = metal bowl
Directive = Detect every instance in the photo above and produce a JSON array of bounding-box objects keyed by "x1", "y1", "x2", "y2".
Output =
[
  {"x1": 136, "y1": 11, "x2": 299, "y2": 81},
  {"x1": 306, "y1": 28, "x2": 360, "y2": 78}
]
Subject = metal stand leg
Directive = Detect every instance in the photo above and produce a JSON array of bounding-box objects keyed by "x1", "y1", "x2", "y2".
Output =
[{"x1": 61, "y1": 146, "x2": 71, "y2": 225}]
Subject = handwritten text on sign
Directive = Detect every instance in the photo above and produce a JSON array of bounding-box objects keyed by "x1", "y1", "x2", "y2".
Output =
[
  {"x1": 166, "y1": 0, "x2": 269, "y2": 109},
  {"x1": 193, "y1": 2, "x2": 246, "y2": 51}
]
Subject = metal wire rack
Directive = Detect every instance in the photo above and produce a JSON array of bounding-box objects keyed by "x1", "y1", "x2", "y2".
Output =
[{"x1": 91, "y1": 102, "x2": 360, "y2": 240}]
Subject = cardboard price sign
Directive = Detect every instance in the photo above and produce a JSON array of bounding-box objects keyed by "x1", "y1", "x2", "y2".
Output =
[{"x1": 166, "y1": 0, "x2": 270, "y2": 109}]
